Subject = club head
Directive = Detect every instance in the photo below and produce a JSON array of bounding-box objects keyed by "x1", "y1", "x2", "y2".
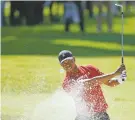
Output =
[
  {"x1": 115, "y1": 4, "x2": 123, "y2": 12},
  {"x1": 115, "y1": 4, "x2": 122, "y2": 7}
]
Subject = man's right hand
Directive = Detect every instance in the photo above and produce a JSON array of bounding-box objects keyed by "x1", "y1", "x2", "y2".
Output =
[{"x1": 114, "y1": 64, "x2": 126, "y2": 76}]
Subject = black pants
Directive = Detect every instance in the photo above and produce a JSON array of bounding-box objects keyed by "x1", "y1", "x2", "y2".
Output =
[{"x1": 75, "y1": 112, "x2": 110, "y2": 120}]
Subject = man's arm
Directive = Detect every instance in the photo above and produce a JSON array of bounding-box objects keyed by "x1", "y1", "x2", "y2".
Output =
[
  {"x1": 80, "y1": 64, "x2": 126, "y2": 86},
  {"x1": 82, "y1": 72, "x2": 116, "y2": 85},
  {"x1": 104, "y1": 78, "x2": 120, "y2": 87}
]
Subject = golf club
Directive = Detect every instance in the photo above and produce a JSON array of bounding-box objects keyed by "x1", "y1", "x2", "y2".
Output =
[
  {"x1": 115, "y1": 3, "x2": 124, "y2": 64},
  {"x1": 115, "y1": 4, "x2": 125, "y2": 81}
]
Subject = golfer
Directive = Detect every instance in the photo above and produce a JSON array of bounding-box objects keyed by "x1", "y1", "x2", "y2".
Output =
[{"x1": 58, "y1": 50, "x2": 126, "y2": 120}]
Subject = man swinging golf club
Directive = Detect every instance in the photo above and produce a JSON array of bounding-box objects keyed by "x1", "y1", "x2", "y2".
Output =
[
  {"x1": 58, "y1": 50, "x2": 127, "y2": 120},
  {"x1": 58, "y1": 4, "x2": 126, "y2": 120}
]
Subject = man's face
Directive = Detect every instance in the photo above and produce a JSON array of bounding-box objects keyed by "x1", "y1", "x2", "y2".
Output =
[{"x1": 61, "y1": 58, "x2": 75, "y2": 72}]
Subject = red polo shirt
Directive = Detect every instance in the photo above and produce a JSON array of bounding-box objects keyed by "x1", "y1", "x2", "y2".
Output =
[{"x1": 62, "y1": 65, "x2": 108, "y2": 115}]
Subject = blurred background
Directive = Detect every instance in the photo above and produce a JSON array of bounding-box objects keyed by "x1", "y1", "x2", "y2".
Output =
[
  {"x1": 1, "y1": 1, "x2": 135, "y2": 31},
  {"x1": 1, "y1": 1, "x2": 135, "y2": 120}
]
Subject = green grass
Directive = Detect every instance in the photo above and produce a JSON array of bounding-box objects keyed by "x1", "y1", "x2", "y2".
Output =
[
  {"x1": 1, "y1": 6, "x2": 135, "y2": 120},
  {"x1": 1, "y1": 56, "x2": 135, "y2": 94}
]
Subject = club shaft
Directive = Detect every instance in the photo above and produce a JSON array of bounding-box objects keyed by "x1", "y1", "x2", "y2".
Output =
[
  {"x1": 121, "y1": 9, "x2": 124, "y2": 64},
  {"x1": 115, "y1": 4, "x2": 124, "y2": 64}
]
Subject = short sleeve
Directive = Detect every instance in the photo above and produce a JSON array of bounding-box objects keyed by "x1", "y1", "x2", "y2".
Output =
[{"x1": 86, "y1": 65, "x2": 104, "y2": 76}]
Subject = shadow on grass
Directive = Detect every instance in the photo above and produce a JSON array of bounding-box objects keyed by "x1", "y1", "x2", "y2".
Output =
[{"x1": 1, "y1": 26, "x2": 135, "y2": 57}]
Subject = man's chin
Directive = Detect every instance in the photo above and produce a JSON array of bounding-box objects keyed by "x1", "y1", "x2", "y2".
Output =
[{"x1": 66, "y1": 68, "x2": 72, "y2": 72}]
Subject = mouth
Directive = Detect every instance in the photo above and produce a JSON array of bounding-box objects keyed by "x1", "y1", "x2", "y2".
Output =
[{"x1": 66, "y1": 67, "x2": 72, "y2": 70}]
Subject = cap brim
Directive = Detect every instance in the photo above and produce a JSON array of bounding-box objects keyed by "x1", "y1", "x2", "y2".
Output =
[{"x1": 60, "y1": 57, "x2": 73, "y2": 64}]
